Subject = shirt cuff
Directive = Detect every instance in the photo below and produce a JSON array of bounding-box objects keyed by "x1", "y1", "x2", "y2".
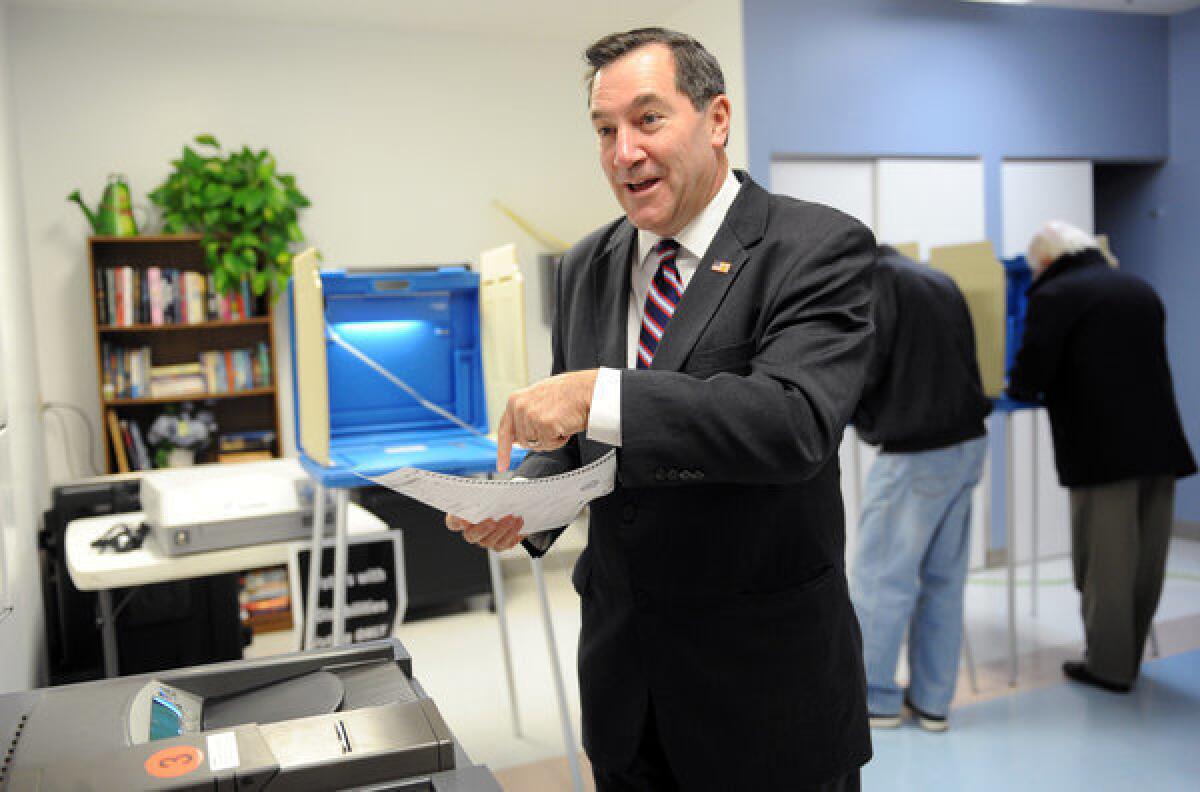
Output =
[{"x1": 586, "y1": 366, "x2": 622, "y2": 447}]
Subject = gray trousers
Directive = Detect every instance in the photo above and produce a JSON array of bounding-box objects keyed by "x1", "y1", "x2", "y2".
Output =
[{"x1": 1069, "y1": 475, "x2": 1174, "y2": 685}]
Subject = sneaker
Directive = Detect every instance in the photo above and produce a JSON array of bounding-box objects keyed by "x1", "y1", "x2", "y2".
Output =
[
  {"x1": 868, "y1": 712, "x2": 902, "y2": 729},
  {"x1": 903, "y1": 695, "x2": 948, "y2": 733},
  {"x1": 1062, "y1": 661, "x2": 1132, "y2": 693}
]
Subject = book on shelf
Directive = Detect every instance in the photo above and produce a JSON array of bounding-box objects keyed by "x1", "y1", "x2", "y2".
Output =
[
  {"x1": 218, "y1": 449, "x2": 273, "y2": 464},
  {"x1": 149, "y1": 360, "x2": 206, "y2": 398},
  {"x1": 100, "y1": 343, "x2": 152, "y2": 399},
  {"x1": 96, "y1": 265, "x2": 260, "y2": 327},
  {"x1": 106, "y1": 409, "x2": 129, "y2": 473},
  {"x1": 218, "y1": 429, "x2": 276, "y2": 453},
  {"x1": 126, "y1": 419, "x2": 152, "y2": 470}
]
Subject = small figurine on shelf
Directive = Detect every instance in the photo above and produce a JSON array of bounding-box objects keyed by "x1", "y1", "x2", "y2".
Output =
[{"x1": 146, "y1": 403, "x2": 217, "y2": 467}]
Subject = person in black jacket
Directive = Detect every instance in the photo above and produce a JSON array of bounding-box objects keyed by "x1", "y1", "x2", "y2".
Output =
[
  {"x1": 1009, "y1": 220, "x2": 1196, "y2": 693},
  {"x1": 849, "y1": 245, "x2": 992, "y2": 732}
]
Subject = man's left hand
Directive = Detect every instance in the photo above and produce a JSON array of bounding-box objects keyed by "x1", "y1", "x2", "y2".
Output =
[{"x1": 497, "y1": 369, "x2": 598, "y2": 472}]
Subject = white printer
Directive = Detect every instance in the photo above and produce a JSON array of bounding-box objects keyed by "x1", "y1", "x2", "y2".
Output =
[{"x1": 141, "y1": 462, "x2": 333, "y2": 556}]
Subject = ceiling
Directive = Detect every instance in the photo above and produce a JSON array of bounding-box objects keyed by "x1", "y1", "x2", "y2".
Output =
[
  {"x1": 8, "y1": 0, "x2": 1199, "y2": 40},
  {"x1": 965, "y1": 0, "x2": 1200, "y2": 13},
  {"x1": 5, "y1": 0, "x2": 696, "y2": 40}
]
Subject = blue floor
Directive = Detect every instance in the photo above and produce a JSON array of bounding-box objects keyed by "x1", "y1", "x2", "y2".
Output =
[{"x1": 863, "y1": 650, "x2": 1200, "y2": 791}]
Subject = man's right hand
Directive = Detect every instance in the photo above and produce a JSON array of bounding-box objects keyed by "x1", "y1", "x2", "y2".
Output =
[{"x1": 445, "y1": 513, "x2": 525, "y2": 552}]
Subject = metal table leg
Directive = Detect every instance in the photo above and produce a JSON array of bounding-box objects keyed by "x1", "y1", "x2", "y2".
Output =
[
  {"x1": 531, "y1": 557, "x2": 583, "y2": 792},
  {"x1": 962, "y1": 623, "x2": 979, "y2": 695},
  {"x1": 304, "y1": 483, "x2": 327, "y2": 650},
  {"x1": 332, "y1": 489, "x2": 350, "y2": 647},
  {"x1": 1031, "y1": 412, "x2": 1039, "y2": 619},
  {"x1": 849, "y1": 430, "x2": 863, "y2": 525},
  {"x1": 488, "y1": 549, "x2": 522, "y2": 737},
  {"x1": 98, "y1": 589, "x2": 119, "y2": 678},
  {"x1": 1006, "y1": 414, "x2": 1018, "y2": 687}
]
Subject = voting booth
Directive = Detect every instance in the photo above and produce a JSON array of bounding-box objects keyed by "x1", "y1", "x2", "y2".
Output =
[
  {"x1": 289, "y1": 250, "x2": 512, "y2": 647},
  {"x1": 291, "y1": 251, "x2": 497, "y2": 479},
  {"x1": 928, "y1": 241, "x2": 1008, "y2": 398}
]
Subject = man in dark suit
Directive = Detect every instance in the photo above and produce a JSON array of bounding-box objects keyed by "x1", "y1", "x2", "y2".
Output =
[
  {"x1": 1009, "y1": 220, "x2": 1195, "y2": 693},
  {"x1": 446, "y1": 28, "x2": 875, "y2": 790}
]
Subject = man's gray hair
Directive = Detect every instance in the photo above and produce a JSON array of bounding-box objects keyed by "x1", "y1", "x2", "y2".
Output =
[
  {"x1": 584, "y1": 27, "x2": 726, "y2": 111},
  {"x1": 1028, "y1": 220, "x2": 1117, "y2": 270}
]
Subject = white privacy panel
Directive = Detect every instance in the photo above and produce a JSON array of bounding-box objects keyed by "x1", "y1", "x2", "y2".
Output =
[
  {"x1": 1001, "y1": 160, "x2": 1094, "y2": 258},
  {"x1": 1001, "y1": 159, "x2": 1089, "y2": 563},
  {"x1": 1008, "y1": 410, "x2": 1072, "y2": 564},
  {"x1": 769, "y1": 159, "x2": 876, "y2": 231},
  {"x1": 876, "y1": 158, "x2": 986, "y2": 260}
]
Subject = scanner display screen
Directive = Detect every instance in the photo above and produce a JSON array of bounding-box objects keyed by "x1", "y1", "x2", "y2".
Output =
[{"x1": 149, "y1": 690, "x2": 187, "y2": 741}]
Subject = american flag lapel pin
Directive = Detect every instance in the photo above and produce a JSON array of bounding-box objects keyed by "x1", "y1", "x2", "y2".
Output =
[{"x1": 711, "y1": 260, "x2": 731, "y2": 274}]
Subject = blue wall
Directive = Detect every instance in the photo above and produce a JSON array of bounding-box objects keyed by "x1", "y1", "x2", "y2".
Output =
[
  {"x1": 1102, "y1": 9, "x2": 1200, "y2": 521},
  {"x1": 742, "y1": 0, "x2": 1197, "y2": 529},
  {"x1": 744, "y1": 0, "x2": 1167, "y2": 244}
]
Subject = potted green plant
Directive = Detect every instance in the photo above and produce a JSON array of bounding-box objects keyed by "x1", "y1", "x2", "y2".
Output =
[{"x1": 148, "y1": 134, "x2": 312, "y2": 299}]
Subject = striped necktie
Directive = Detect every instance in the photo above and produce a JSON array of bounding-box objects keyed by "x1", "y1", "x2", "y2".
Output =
[{"x1": 637, "y1": 238, "x2": 683, "y2": 369}]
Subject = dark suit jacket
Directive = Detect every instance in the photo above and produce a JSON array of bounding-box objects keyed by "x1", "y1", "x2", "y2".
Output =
[
  {"x1": 519, "y1": 173, "x2": 876, "y2": 789},
  {"x1": 854, "y1": 245, "x2": 991, "y2": 453},
  {"x1": 1008, "y1": 249, "x2": 1195, "y2": 488}
]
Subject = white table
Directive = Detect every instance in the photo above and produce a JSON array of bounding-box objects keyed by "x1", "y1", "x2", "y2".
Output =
[{"x1": 65, "y1": 504, "x2": 387, "y2": 677}]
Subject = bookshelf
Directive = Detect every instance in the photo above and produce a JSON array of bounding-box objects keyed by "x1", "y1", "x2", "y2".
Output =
[{"x1": 88, "y1": 234, "x2": 282, "y2": 472}]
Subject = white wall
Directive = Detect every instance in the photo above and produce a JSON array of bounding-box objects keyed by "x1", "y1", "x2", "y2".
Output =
[
  {"x1": 662, "y1": 0, "x2": 749, "y2": 172},
  {"x1": 0, "y1": 2, "x2": 49, "y2": 693},
  {"x1": 9, "y1": 3, "x2": 747, "y2": 478}
]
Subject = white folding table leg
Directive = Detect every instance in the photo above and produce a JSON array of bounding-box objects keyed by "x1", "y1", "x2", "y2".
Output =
[
  {"x1": 331, "y1": 489, "x2": 350, "y2": 647},
  {"x1": 1005, "y1": 414, "x2": 1018, "y2": 687},
  {"x1": 531, "y1": 557, "x2": 583, "y2": 792},
  {"x1": 304, "y1": 483, "x2": 327, "y2": 650},
  {"x1": 962, "y1": 623, "x2": 979, "y2": 695},
  {"x1": 1031, "y1": 414, "x2": 1039, "y2": 619},
  {"x1": 488, "y1": 549, "x2": 522, "y2": 737},
  {"x1": 849, "y1": 430, "x2": 863, "y2": 523}
]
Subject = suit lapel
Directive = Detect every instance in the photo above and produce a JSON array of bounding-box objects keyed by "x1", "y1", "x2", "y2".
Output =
[
  {"x1": 651, "y1": 175, "x2": 769, "y2": 372},
  {"x1": 591, "y1": 221, "x2": 637, "y2": 369}
]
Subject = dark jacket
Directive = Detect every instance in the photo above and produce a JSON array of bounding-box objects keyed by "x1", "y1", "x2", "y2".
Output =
[
  {"x1": 519, "y1": 174, "x2": 875, "y2": 789},
  {"x1": 1008, "y1": 249, "x2": 1195, "y2": 488},
  {"x1": 854, "y1": 246, "x2": 991, "y2": 452}
]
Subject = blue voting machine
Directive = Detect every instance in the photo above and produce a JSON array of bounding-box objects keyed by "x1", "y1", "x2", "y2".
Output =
[{"x1": 289, "y1": 256, "x2": 508, "y2": 488}]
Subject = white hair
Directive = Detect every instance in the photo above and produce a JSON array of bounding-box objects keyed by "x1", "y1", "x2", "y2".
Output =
[{"x1": 1028, "y1": 220, "x2": 1116, "y2": 272}]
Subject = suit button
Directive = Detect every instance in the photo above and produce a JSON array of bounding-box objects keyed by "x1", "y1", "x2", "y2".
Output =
[
  {"x1": 623, "y1": 503, "x2": 637, "y2": 522},
  {"x1": 634, "y1": 589, "x2": 651, "y2": 609},
  {"x1": 654, "y1": 467, "x2": 666, "y2": 481}
]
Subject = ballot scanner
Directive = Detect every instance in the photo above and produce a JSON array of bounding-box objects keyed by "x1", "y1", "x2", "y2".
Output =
[
  {"x1": 140, "y1": 463, "x2": 336, "y2": 557},
  {"x1": 0, "y1": 640, "x2": 500, "y2": 791}
]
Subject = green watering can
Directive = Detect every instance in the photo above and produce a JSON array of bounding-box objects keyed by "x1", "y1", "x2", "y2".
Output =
[{"x1": 68, "y1": 173, "x2": 139, "y2": 236}]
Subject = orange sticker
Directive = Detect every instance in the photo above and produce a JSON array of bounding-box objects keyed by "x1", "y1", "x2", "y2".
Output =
[{"x1": 144, "y1": 745, "x2": 204, "y2": 779}]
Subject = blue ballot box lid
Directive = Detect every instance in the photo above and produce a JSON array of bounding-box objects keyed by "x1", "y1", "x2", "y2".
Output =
[
  {"x1": 289, "y1": 265, "x2": 523, "y2": 487},
  {"x1": 320, "y1": 267, "x2": 487, "y2": 437}
]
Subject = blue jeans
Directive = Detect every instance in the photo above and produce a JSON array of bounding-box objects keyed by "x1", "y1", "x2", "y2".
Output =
[{"x1": 849, "y1": 436, "x2": 987, "y2": 717}]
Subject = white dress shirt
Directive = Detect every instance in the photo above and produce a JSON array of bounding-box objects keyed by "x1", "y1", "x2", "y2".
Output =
[{"x1": 587, "y1": 169, "x2": 741, "y2": 446}]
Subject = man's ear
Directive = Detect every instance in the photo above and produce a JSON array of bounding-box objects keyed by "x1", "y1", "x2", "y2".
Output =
[{"x1": 708, "y1": 95, "x2": 732, "y2": 148}]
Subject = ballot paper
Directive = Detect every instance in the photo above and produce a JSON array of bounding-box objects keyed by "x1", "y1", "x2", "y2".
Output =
[{"x1": 368, "y1": 451, "x2": 617, "y2": 535}]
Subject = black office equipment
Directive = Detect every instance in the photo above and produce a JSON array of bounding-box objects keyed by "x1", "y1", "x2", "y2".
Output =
[{"x1": 40, "y1": 480, "x2": 242, "y2": 683}]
